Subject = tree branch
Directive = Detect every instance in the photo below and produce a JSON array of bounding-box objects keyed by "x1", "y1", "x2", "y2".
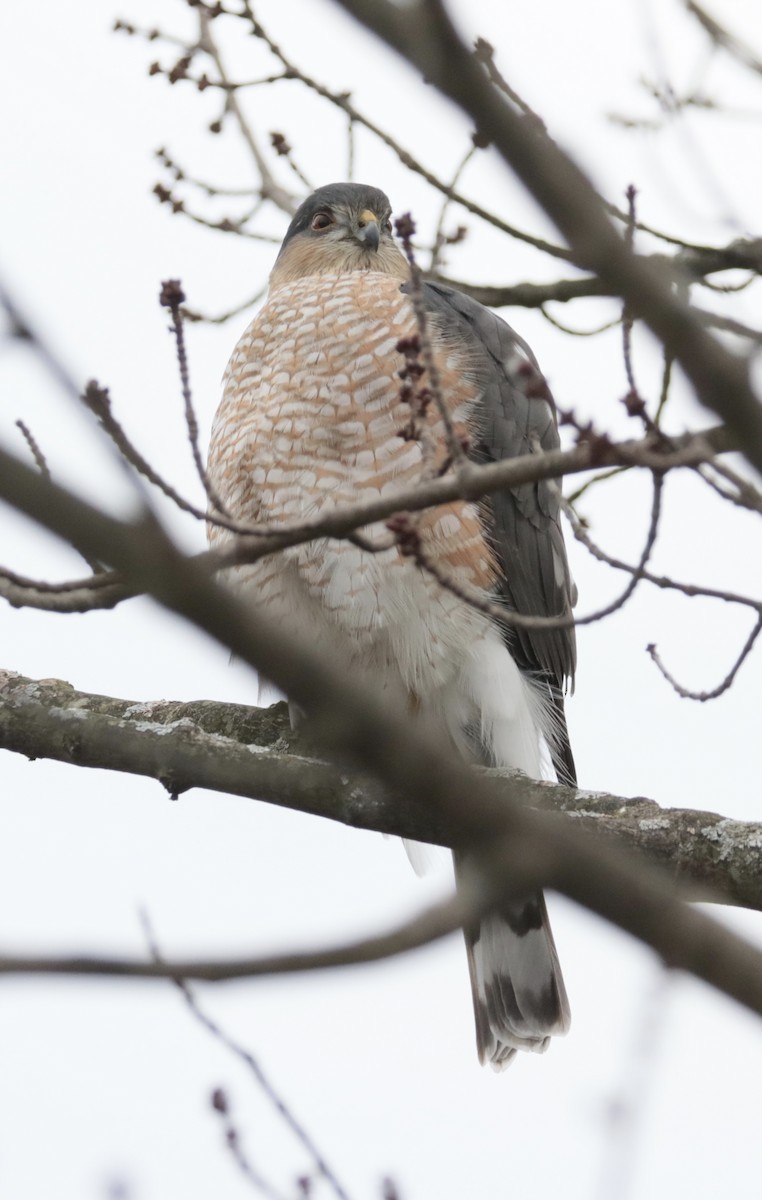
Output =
[
  {"x1": 330, "y1": 0, "x2": 762, "y2": 474},
  {"x1": 0, "y1": 890, "x2": 475, "y2": 982},
  {"x1": 435, "y1": 235, "x2": 762, "y2": 311},
  {"x1": 2, "y1": 671, "x2": 760, "y2": 913},
  {"x1": 1, "y1": 436, "x2": 762, "y2": 1024},
  {"x1": 0, "y1": 423, "x2": 736, "y2": 614}
]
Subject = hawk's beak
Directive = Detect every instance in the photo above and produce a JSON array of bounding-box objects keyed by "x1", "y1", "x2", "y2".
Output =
[{"x1": 356, "y1": 209, "x2": 381, "y2": 252}]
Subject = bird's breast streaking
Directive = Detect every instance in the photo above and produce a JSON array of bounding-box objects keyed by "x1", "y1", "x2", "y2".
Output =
[{"x1": 209, "y1": 270, "x2": 498, "y2": 674}]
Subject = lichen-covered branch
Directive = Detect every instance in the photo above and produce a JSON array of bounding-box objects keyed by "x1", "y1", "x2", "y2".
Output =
[{"x1": 2, "y1": 671, "x2": 760, "y2": 913}]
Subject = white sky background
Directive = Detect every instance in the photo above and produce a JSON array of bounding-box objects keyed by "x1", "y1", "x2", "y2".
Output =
[{"x1": 1, "y1": 1, "x2": 761, "y2": 1198}]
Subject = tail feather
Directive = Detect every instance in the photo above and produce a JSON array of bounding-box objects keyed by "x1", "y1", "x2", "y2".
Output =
[
  {"x1": 459, "y1": 876, "x2": 570, "y2": 1070},
  {"x1": 445, "y1": 635, "x2": 573, "y2": 1067}
]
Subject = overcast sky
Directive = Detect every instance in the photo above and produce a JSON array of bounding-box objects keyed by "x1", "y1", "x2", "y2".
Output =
[{"x1": 1, "y1": 2, "x2": 761, "y2": 1199}]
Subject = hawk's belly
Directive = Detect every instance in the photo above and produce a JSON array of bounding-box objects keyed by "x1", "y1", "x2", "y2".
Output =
[{"x1": 208, "y1": 271, "x2": 494, "y2": 693}]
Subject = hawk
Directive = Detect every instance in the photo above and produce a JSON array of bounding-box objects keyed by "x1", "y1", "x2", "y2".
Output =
[{"x1": 208, "y1": 183, "x2": 576, "y2": 1069}]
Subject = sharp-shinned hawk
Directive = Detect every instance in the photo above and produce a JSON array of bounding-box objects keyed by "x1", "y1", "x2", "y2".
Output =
[{"x1": 208, "y1": 182, "x2": 576, "y2": 1069}]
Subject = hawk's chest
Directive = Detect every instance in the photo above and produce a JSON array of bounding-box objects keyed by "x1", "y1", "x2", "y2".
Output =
[
  {"x1": 208, "y1": 272, "x2": 494, "y2": 683},
  {"x1": 212, "y1": 273, "x2": 422, "y2": 520}
]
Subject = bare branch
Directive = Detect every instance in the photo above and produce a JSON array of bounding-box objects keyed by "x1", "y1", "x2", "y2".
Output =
[
  {"x1": 81, "y1": 378, "x2": 213, "y2": 522},
  {"x1": 153, "y1": 182, "x2": 280, "y2": 240},
  {"x1": 697, "y1": 459, "x2": 762, "y2": 515},
  {"x1": 182, "y1": 284, "x2": 268, "y2": 325},
  {"x1": 388, "y1": 468, "x2": 662, "y2": 634},
  {"x1": 196, "y1": 10, "x2": 297, "y2": 215},
  {"x1": 329, "y1": 0, "x2": 762, "y2": 473},
  {"x1": 0, "y1": 273, "x2": 82, "y2": 400},
  {"x1": 0, "y1": 423, "x2": 741, "y2": 615},
  {"x1": 208, "y1": 1090, "x2": 287, "y2": 1200},
  {"x1": 1, "y1": 671, "x2": 761, "y2": 911},
  {"x1": 434, "y1": 274, "x2": 612, "y2": 308},
  {"x1": 238, "y1": 2, "x2": 574, "y2": 262},
  {"x1": 567, "y1": 501, "x2": 762, "y2": 614},
  {"x1": 14, "y1": 420, "x2": 50, "y2": 478},
  {"x1": 429, "y1": 144, "x2": 476, "y2": 273},
  {"x1": 1, "y1": 405, "x2": 761, "y2": 1024},
  {"x1": 159, "y1": 279, "x2": 229, "y2": 514},
  {"x1": 0, "y1": 569, "x2": 129, "y2": 613},
  {"x1": 435, "y1": 235, "x2": 762, "y2": 312},
  {"x1": 540, "y1": 305, "x2": 621, "y2": 337},
  {"x1": 684, "y1": 0, "x2": 762, "y2": 78},
  {"x1": 647, "y1": 615, "x2": 762, "y2": 701},
  {"x1": 0, "y1": 891, "x2": 474, "y2": 982},
  {"x1": 395, "y1": 213, "x2": 468, "y2": 470},
  {"x1": 143, "y1": 914, "x2": 354, "y2": 1200}
]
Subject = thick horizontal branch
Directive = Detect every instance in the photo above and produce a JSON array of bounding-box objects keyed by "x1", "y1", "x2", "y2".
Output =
[{"x1": 2, "y1": 671, "x2": 760, "y2": 912}]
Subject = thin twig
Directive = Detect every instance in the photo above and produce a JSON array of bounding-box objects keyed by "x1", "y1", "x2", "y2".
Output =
[
  {"x1": 238, "y1": 2, "x2": 574, "y2": 262},
  {"x1": 692, "y1": 308, "x2": 762, "y2": 343},
  {"x1": 210, "y1": 1086, "x2": 287, "y2": 1200},
  {"x1": 621, "y1": 185, "x2": 643, "y2": 421},
  {"x1": 159, "y1": 279, "x2": 229, "y2": 515},
  {"x1": 696, "y1": 271, "x2": 757, "y2": 295},
  {"x1": 655, "y1": 351, "x2": 674, "y2": 427},
  {"x1": 156, "y1": 146, "x2": 261, "y2": 198},
  {"x1": 141, "y1": 912, "x2": 353, "y2": 1200},
  {"x1": 566, "y1": 466, "x2": 629, "y2": 505},
  {"x1": 269, "y1": 131, "x2": 313, "y2": 192},
  {"x1": 182, "y1": 284, "x2": 268, "y2": 325},
  {"x1": 429, "y1": 145, "x2": 476, "y2": 274},
  {"x1": 396, "y1": 213, "x2": 468, "y2": 472},
  {"x1": 15, "y1": 420, "x2": 50, "y2": 478},
  {"x1": 473, "y1": 38, "x2": 546, "y2": 125},
  {"x1": 388, "y1": 471, "x2": 663, "y2": 634},
  {"x1": 153, "y1": 184, "x2": 281, "y2": 241},
  {"x1": 15, "y1": 418, "x2": 102, "y2": 574},
  {"x1": 539, "y1": 305, "x2": 621, "y2": 336},
  {"x1": 684, "y1": 0, "x2": 762, "y2": 78},
  {"x1": 569, "y1": 501, "x2": 762, "y2": 612},
  {"x1": 647, "y1": 614, "x2": 762, "y2": 701},
  {"x1": 197, "y1": 10, "x2": 298, "y2": 215},
  {"x1": 81, "y1": 377, "x2": 255, "y2": 536},
  {"x1": 0, "y1": 275, "x2": 82, "y2": 400},
  {"x1": 211, "y1": 1094, "x2": 289, "y2": 1200},
  {"x1": 81, "y1": 378, "x2": 212, "y2": 522},
  {"x1": 697, "y1": 458, "x2": 762, "y2": 515}
]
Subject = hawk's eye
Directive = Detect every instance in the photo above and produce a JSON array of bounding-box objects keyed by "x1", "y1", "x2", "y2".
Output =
[
  {"x1": 383, "y1": 219, "x2": 392, "y2": 234},
  {"x1": 311, "y1": 212, "x2": 333, "y2": 231}
]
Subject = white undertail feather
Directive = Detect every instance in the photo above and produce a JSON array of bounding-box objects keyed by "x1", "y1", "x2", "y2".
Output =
[
  {"x1": 400, "y1": 631, "x2": 570, "y2": 1068},
  {"x1": 449, "y1": 634, "x2": 571, "y2": 1070}
]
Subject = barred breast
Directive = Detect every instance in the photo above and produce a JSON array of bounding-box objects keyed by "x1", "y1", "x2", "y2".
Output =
[{"x1": 208, "y1": 271, "x2": 497, "y2": 691}]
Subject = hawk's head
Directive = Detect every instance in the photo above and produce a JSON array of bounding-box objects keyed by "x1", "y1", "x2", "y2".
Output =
[{"x1": 270, "y1": 183, "x2": 408, "y2": 287}]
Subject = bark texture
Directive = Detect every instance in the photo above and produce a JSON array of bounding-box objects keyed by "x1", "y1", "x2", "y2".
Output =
[{"x1": 2, "y1": 670, "x2": 760, "y2": 912}]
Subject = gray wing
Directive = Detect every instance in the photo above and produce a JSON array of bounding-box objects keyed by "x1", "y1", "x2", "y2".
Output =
[{"x1": 420, "y1": 281, "x2": 577, "y2": 783}]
